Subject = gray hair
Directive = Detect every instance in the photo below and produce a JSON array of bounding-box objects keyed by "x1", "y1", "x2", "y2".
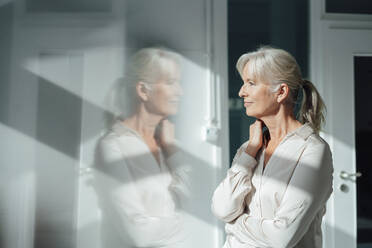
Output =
[
  {"x1": 236, "y1": 46, "x2": 326, "y2": 134},
  {"x1": 125, "y1": 47, "x2": 181, "y2": 88},
  {"x1": 105, "y1": 47, "x2": 181, "y2": 127}
]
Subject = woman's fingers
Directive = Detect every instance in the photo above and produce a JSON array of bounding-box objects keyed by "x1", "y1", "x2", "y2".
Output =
[
  {"x1": 245, "y1": 120, "x2": 264, "y2": 157},
  {"x1": 157, "y1": 119, "x2": 175, "y2": 147}
]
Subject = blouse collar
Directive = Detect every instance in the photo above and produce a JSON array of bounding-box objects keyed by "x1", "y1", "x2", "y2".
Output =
[
  {"x1": 263, "y1": 122, "x2": 315, "y2": 145},
  {"x1": 292, "y1": 122, "x2": 315, "y2": 140}
]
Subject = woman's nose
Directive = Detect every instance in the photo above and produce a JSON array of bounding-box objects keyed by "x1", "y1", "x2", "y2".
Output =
[{"x1": 238, "y1": 84, "x2": 247, "y2": 98}]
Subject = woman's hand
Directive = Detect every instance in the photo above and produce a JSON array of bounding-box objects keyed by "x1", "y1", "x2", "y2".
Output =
[
  {"x1": 245, "y1": 119, "x2": 264, "y2": 158},
  {"x1": 156, "y1": 119, "x2": 177, "y2": 157}
]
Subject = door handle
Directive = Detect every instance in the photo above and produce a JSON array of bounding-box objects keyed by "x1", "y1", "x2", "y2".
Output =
[{"x1": 340, "y1": 170, "x2": 362, "y2": 180}]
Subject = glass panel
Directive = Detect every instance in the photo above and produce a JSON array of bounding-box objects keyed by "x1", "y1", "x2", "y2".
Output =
[
  {"x1": 354, "y1": 56, "x2": 372, "y2": 247},
  {"x1": 0, "y1": 2, "x2": 13, "y2": 124},
  {"x1": 34, "y1": 52, "x2": 83, "y2": 248},
  {"x1": 326, "y1": 0, "x2": 372, "y2": 15}
]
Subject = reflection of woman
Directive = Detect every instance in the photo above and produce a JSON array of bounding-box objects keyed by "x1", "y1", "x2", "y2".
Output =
[
  {"x1": 212, "y1": 47, "x2": 333, "y2": 248},
  {"x1": 95, "y1": 48, "x2": 188, "y2": 248}
]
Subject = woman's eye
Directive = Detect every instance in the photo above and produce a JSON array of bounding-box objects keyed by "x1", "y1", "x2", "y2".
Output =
[{"x1": 247, "y1": 81, "x2": 254, "y2": 86}]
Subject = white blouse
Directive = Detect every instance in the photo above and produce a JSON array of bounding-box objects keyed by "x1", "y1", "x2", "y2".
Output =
[
  {"x1": 94, "y1": 121, "x2": 189, "y2": 248},
  {"x1": 211, "y1": 123, "x2": 333, "y2": 248}
]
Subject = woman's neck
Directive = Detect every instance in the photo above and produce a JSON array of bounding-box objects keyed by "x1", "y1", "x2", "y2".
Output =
[
  {"x1": 122, "y1": 107, "x2": 163, "y2": 138},
  {"x1": 260, "y1": 107, "x2": 302, "y2": 145}
]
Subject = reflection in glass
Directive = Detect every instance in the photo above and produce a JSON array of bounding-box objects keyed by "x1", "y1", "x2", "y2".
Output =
[{"x1": 94, "y1": 48, "x2": 190, "y2": 248}]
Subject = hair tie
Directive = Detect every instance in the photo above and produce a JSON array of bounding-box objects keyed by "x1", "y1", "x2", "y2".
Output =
[
  {"x1": 302, "y1": 79, "x2": 311, "y2": 87},
  {"x1": 299, "y1": 80, "x2": 309, "y2": 92}
]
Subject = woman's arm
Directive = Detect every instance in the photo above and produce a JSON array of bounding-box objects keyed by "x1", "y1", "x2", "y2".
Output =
[
  {"x1": 95, "y1": 136, "x2": 184, "y2": 247},
  {"x1": 165, "y1": 148, "x2": 191, "y2": 199},
  {"x1": 211, "y1": 141, "x2": 258, "y2": 223},
  {"x1": 224, "y1": 141, "x2": 333, "y2": 248},
  {"x1": 157, "y1": 119, "x2": 191, "y2": 198}
]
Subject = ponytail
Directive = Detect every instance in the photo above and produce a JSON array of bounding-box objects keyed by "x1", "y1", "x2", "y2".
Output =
[{"x1": 298, "y1": 80, "x2": 326, "y2": 134}]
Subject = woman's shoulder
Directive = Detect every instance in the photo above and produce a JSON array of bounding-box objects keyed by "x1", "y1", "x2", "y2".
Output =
[
  {"x1": 99, "y1": 130, "x2": 133, "y2": 149},
  {"x1": 306, "y1": 132, "x2": 332, "y2": 153},
  {"x1": 97, "y1": 125, "x2": 142, "y2": 162},
  {"x1": 293, "y1": 122, "x2": 330, "y2": 152},
  {"x1": 96, "y1": 133, "x2": 125, "y2": 163},
  {"x1": 302, "y1": 133, "x2": 333, "y2": 172},
  {"x1": 100, "y1": 122, "x2": 140, "y2": 145}
]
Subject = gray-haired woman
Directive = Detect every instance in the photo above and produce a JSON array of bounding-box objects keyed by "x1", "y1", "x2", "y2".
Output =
[
  {"x1": 212, "y1": 47, "x2": 333, "y2": 248},
  {"x1": 95, "y1": 47, "x2": 189, "y2": 248}
]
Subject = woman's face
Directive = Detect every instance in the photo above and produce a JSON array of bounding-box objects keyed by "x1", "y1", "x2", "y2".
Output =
[
  {"x1": 238, "y1": 61, "x2": 278, "y2": 119},
  {"x1": 145, "y1": 60, "x2": 183, "y2": 116}
]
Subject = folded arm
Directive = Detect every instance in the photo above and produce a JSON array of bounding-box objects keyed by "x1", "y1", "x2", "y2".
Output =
[
  {"x1": 211, "y1": 142, "x2": 257, "y2": 222},
  {"x1": 225, "y1": 142, "x2": 333, "y2": 248},
  {"x1": 95, "y1": 137, "x2": 184, "y2": 247}
]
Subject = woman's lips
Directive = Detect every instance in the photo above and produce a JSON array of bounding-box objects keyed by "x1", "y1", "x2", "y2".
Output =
[{"x1": 244, "y1": 102, "x2": 253, "y2": 107}]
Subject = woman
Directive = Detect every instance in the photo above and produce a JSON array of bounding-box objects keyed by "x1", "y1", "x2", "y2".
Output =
[
  {"x1": 211, "y1": 47, "x2": 333, "y2": 248},
  {"x1": 95, "y1": 47, "x2": 189, "y2": 248}
]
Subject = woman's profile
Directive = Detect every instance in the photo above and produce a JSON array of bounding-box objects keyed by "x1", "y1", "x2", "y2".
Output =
[
  {"x1": 94, "y1": 47, "x2": 189, "y2": 248},
  {"x1": 211, "y1": 47, "x2": 333, "y2": 248}
]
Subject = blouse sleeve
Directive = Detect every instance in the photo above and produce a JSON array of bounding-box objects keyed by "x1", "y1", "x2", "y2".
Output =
[
  {"x1": 95, "y1": 137, "x2": 184, "y2": 247},
  {"x1": 224, "y1": 141, "x2": 334, "y2": 248},
  {"x1": 211, "y1": 142, "x2": 258, "y2": 223}
]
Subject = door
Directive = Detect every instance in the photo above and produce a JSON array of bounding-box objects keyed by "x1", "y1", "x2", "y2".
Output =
[
  {"x1": 354, "y1": 56, "x2": 372, "y2": 247},
  {"x1": 311, "y1": 2, "x2": 372, "y2": 246},
  {"x1": 325, "y1": 28, "x2": 372, "y2": 248}
]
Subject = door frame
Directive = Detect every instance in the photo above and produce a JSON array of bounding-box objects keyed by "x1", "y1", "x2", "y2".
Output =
[{"x1": 310, "y1": 0, "x2": 372, "y2": 247}]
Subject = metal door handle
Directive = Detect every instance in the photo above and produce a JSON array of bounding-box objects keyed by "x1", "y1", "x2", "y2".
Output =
[{"x1": 340, "y1": 170, "x2": 362, "y2": 180}]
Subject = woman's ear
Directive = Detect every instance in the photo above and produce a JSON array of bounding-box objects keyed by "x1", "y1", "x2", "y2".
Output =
[
  {"x1": 136, "y1": 81, "x2": 149, "y2": 101},
  {"x1": 276, "y1": 83, "x2": 290, "y2": 103}
]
